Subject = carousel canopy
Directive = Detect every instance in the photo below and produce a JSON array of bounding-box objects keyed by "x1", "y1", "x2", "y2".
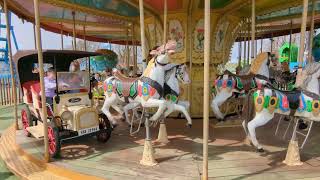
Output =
[{"x1": 2, "y1": 0, "x2": 320, "y2": 44}]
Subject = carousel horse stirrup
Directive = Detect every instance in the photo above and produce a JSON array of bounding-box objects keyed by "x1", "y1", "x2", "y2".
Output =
[{"x1": 283, "y1": 117, "x2": 293, "y2": 140}]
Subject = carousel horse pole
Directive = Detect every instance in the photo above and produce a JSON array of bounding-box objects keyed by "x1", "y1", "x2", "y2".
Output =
[
  {"x1": 157, "y1": 64, "x2": 192, "y2": 144},
  {"x1": 123, "y1": 64, "x2": 192, "y2": 143},
  {"x1": 244, "y1": 62, "x2": 320, "y2": 155},
  {"x1": 211, "y1": 52, "x2": 273, "y2": 120}
]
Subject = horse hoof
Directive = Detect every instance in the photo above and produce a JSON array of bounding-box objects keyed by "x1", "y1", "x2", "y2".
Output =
[
  {"x1": 257, "y1": 148, "x2": 264, "y2": 153},
  {"x1": 112, "y1": 124, "x2": 118, "y2": 129},
  {"x1": 187, "y1": 124, "x2": 192, "y2": 128}
]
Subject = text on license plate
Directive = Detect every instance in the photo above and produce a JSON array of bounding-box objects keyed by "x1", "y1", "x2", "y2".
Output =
[{"x1": 78, "y1": 126, "x2": 99, "y2": 136}]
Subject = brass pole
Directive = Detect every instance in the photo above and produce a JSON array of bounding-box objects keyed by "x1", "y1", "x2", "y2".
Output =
[
  {"x1": 33, "y1": 0, "x2": 50, "y2": 162},
  {"x1": 126, "y1": 26, "x2": 130, "y2": 70},
  {"x1": 60, "y1": 23, "x2": 64, "y2": 50},
  {"x1": 139, "y1": 0, "x2": 147, "y2": 70},
  {"x1": 203, "y1": 0, "x2": 210, "y2": 179},
  {"x1": 72, "y1": 11, "x2": 76, "y2": 50},
  {"x1": 247, "y1": 18, "x2": 250, "y2": 65},
  {"x1": 289, "y1": 20, "x2": 293, "y2": 62},
  {"x1": 33, "y1": 23, "x2": 37, "y2": 49},
  {"x1": 187, "y1": 0, "x2": 193, "y2": 114},
  {"x1": 244, "y1": 29, "x2": 247, "y2": 65},
  {"x1": 308, "y1": 0, "x2": 316, "y2": 63},
  {"x1": 260, "y1": 39, "x2": 263, "y2": 53},
  {"x1": 163, "y1": 0, "x2": 167, "y2": 44},
  {"x1": 271, "y1": 33, "x2": 273, "y2": 52},
  {"x1": 238, "y1": 37, "x2": 242, "y2": 67},
  {"x1": 132, "y1": 24, "x2": 137, "y2": 75},
  {"x1": 83, "y1": 16, "x2": 87, "y2": 51},
  {"x1": 251, "y1": 0, "x2": 255, "y2": 60},
  {"x1": 298, "y1": 0, "x2": 309, "y2": 68},
  {"x1": 4, "y1": 0, "x2": 18, "y2": 130}
]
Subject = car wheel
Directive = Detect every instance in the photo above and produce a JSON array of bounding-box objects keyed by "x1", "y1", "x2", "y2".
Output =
[
  {"x1": 48, "y1": 123, "x2": 61, "y2": 158},
  {"x1": 21, "y1": 105, "x2": 33, "y2": 137},
  {"x1": 97, "y1": 114, "x2": 112, "y2": 143}
]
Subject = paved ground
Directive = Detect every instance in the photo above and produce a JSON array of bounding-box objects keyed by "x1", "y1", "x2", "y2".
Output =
[{"x1": 0, "y1": 106, "x2": 19, "y2": 180}]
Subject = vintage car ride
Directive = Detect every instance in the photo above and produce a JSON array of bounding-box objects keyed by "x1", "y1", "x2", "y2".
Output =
[{"x1": 15, "y1": 50, "x2": 112, "y2": 158}]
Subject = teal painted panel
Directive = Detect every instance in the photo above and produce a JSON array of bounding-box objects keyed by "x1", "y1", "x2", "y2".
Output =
[
  {"x1": 65, "y1": 0, "x2": 139, "y2": 17},
  {"x1": 257, "y1": 2, "x2": 320, "y2": 21}
]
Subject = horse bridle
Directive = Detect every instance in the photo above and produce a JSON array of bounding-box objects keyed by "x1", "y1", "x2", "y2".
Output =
[{"x1": 154, "y1": 50, "x2": 170, "y2": 66}]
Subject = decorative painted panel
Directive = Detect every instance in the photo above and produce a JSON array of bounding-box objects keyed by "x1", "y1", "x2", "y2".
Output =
[
  {"x1": 168, "y1": 19, "x2": 184, "y2": 53},
  {"x1": 147, "y1": 23, "x2": 162, "y2": 48},
  {"x1": 193, "y1": 19, "x2": 205, "y2": 52},
  {"x1": 214, "y1": 20, "x2": 229, "y2": 52}
]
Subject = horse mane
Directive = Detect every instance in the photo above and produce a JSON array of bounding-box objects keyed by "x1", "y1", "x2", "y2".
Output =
[
  {"x1": 164, "y1": 64, "x2": 180, "y2": 82},
  {"x1": 301, "y1": 62, "x2": 320, "y2": 89},
  {"x1": 142, "y1": 57, "x2": 156, "y2": 77},
  {"x1": 249, "y1": 52, "x2": 268, "y2": 74}
]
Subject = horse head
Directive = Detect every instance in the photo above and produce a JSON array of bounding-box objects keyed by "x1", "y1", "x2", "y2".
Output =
[
  {"x1": 150, "y1": 40, "x2": 176, "y2": 66},
  {"x1": 176, "y1": 64, "x2": 191, "y2": 84}
]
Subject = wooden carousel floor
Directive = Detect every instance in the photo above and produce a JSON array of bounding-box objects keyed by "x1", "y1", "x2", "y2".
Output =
[{"x1": 8, "y1": 114, "x2": 320, "y2": 179}]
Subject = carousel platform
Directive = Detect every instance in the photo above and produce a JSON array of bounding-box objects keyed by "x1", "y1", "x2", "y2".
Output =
[{"x1": 2, "y1": 115, "x2": 320, "y2": 179}]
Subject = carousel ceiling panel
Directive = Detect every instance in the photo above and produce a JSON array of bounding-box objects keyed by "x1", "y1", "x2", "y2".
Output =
[
  {"x1": 64, "y1": 0, "x2": 139, "y2": 17},
  {"x1": 5, "y1": 0, "x2": 132, "y2": 43},
  {"x1": 12, "y1": 0, "x2": 126, "y2": 26}
]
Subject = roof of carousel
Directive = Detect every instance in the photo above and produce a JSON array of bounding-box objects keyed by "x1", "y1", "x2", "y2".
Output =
[{"x1": 2, "y1": 0, "x2": 320, "y2": 44}]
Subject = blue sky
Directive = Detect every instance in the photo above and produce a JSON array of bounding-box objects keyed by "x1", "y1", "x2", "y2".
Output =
[{"x1": 10, "y1": 13, "x2": 73, "y2": 53}]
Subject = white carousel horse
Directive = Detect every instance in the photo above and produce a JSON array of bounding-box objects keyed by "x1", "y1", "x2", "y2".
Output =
[
  {"x1": 123, "y1": 64, "x2": 192, "y2": 126},
  {"x1": 244, "y1": 62, "x2": 320, "y2": 152},
  {"x1": 101, "y1": 41, "x2": 177, "y2": 126},
  {"x1": 211, "y1": 52, "x2": 273, "y2": 120}
]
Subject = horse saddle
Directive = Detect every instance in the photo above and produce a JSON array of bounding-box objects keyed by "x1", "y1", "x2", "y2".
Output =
[
  {"x1": 113, "y1": 70, "x2": 140, "y2": 97},
  {"x1": 278, "y1": 89, "x2": 301, "y2": 110},
  {"x1": 225, "y1": 70, "x2": 255, "y2": 91}
]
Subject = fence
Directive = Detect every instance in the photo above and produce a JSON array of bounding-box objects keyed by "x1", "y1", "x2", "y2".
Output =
[{"x1": 0, "y1": 76, "x2": 23, "y2": 106}]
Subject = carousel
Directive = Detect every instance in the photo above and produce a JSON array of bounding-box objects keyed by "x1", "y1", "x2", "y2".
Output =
[{"x1": 1, "y1": 0, "x2": 320, "y2": 179}]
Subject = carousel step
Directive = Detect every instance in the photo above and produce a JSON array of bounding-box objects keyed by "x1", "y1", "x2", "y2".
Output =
[{"x1": 26, "y1": 122, "x2": 44, "y2": 139}]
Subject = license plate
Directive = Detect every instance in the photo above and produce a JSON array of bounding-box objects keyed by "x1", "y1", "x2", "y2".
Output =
[{"x1": 78, "y1": 126, "x2": 99, "y2": 136}]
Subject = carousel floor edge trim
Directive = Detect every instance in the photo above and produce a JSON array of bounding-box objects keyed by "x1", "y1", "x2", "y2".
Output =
[{"x1": 0, "y1": 124, "x2": 104, "y2": 180}]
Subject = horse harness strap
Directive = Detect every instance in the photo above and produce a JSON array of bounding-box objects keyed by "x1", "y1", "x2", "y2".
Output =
[{"x1": 141, "y1": 76, "x2": 164, "y2": 97}]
